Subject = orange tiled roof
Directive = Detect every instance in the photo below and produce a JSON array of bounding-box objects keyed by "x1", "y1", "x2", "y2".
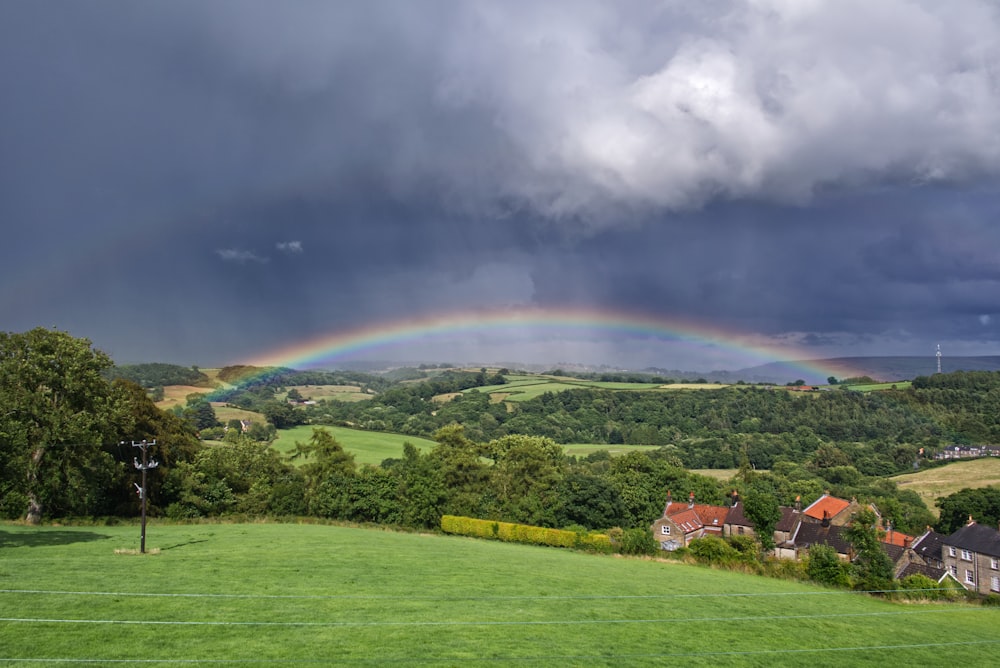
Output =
[
  {"x1": 803, "y1": 494, "x2": 851, "y2": 521},
  {"x1": 882, "y1": 530, "x2": 914, "y2": 547},
  {"x1": 665, "y1": 503, "x2": 729, "y2": 533}
]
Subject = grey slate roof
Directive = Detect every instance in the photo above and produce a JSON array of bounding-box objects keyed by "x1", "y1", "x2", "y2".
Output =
[
  {"x1": 792, "y1": 522, "x2": 852, "y2": 555},
  {"x1": 898, "y1": 562, "x2": 949, "y2": 582},
  {"x1": 911, "y1": 529, "x2": 947, "y2": 563},
  {"x1": 944, "y1": 522, "x2": 1000, "y2": 557}
]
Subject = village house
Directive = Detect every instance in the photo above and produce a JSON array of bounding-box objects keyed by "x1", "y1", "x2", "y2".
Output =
[
  {"x1": 649, "y1": 489, "x2": 977, "y2": 589},
  {"x1": 650, "y1": 492, "x2": 728, "y2": 551},
  {"x1": 722, "y1": 491, "x2": 802, "y2": 548},
  {"x1": 909, "y1": 528, "x2": 948, "y2": 570},
  {"x1": 799, "y1": 493, "x2": 866, "y2": 527},
  {"x1": 934, "y1": 445, "x2": 1000, "y2": 460},
  {"x1": 941, "y1": 519, "x2": 1000, "y2": 595}
]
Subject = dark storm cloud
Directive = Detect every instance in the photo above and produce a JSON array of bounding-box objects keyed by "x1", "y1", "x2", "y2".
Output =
[{"x1": 3, "y1": 1, "x2": 1000, "y2": 367}]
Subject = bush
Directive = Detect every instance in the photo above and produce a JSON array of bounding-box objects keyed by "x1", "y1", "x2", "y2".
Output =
[
  {"x1": 727, "y1": 535, "x2": 761, "y2": 562},
  {"x1": 688, "y1": 536, "x2": 741, "y2": 564},
  {"x1": 440, "y1": 515, "x2": 612, "y2": 553},
  {"x1": 806, "y1": 544, "x2": 852, "y2": 588},
  {"x1": 620, "y1": 528, "x2": 658, "y2": 556}
]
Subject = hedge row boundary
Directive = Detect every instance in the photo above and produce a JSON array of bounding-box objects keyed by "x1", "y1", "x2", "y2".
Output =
[{"x1": 441, "y1": 515, "x2": 613, "y2": 553}]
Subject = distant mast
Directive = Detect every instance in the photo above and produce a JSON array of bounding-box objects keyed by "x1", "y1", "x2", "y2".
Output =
[{"x1": 936, "y1": 344, "x2": 942, "y2": 374}]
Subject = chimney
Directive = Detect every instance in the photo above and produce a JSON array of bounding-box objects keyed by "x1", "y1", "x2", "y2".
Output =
[
  {"x1": 968, "y1": 515, "x2": 976, "y2": 525},
  {"x1": 821, "y1": 510, "x2": 831, "y2": 527},
  {"x1": 731, "y1": 489, "x2": 739, "y2": 507},
  {"x1": 689, "y1": 491, "x2": 695, "y2": 508},
  {"x1": 663, "y1": 490, "x2": 672, "y2": 516},
  {"x1": 794, "y1": 495, "x2": 801, "y2": 513}
]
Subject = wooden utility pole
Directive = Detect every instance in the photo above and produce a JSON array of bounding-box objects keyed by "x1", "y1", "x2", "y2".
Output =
[{"x1": 132, "y1": 440, "x2": 158, "y2": 553}]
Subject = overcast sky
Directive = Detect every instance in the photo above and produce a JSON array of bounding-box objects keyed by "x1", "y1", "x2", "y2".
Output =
[{"x1": 3, "y1": 1, "x2": 1000, "y2": 372}]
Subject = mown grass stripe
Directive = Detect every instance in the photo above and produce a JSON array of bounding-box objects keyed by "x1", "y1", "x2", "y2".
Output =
[
  {"x1": 1, "y1": 587, "x2": 950, "y2": 600},
  {"x1": 0, "y1": 608, "x2": 981, "y2": 627},
  {"x1": 3, "y1": 640, "x2": 1000, "y2": 664}
]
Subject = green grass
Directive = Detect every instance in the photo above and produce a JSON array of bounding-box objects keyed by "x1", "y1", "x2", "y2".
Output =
[
  {"x1": 477, "y1": 377, "x2": 730, "y2": 403},
  {"x1": 272, "y1": 425, "x2": 437, "y2": 465},
  {"x1": 842, "y1": 381, "x2": 913, "y2": 392},
  {"x1": 560, "y1": 443, "x2": 668, "y2": 458},
  {"x1": 1, "y1": 522, "x2": 997, "y2": 666},
  {"x1": 892, "y1": 458, "x2": 1000, "y2": 516}
]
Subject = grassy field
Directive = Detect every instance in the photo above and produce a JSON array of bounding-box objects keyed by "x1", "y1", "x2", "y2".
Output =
[
  {"x1": 272, "y1": 425, "x2": 437, "y2": 465},
  {"x1": 1, "y1": 522, "x2": 997, "y2": 666},
  {"x1": 475, "y1": 378, "x2": 731, "y2": 404},
  {"x1": 892, "y1": 458, "x2": 1000, "y2": 516},
  {"x1": 280, "y1": 384, "x2": 373, "y2": 402},
  {"x1": 842, "y1": 381, "x2": 913, "y2": 392},
  {"x1": 560, "y1": 443, "x2": 668, "y2": 458}
]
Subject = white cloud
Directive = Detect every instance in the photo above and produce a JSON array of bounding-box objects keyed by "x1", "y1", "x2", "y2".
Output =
[
  {"x1": 276, "y1": 240, "x2": 303, "y2": 253},
  {"x1": 435, "y1": 0, "x2": 1000, "y2": 219},
  {"x1": 216, "y1": 248, "x2": 268, "y2": 264}
]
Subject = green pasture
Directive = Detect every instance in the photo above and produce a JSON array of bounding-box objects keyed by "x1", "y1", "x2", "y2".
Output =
[
  {"x1": 272, "y1": 424, "x2": 437, "y2": 465},
  {"x1": 476, "y1": 376, "x2": 729, "y2": 403},
  {"x1": 842, "y1": 381, "x2": 912, "y2": 392},
  {"x1": 892, "y1": 458, "x2": 1000, "y2": 516},
  {"x1": 560, "y1": 443, "x2": 668, "y2": 458},
  {"x1": 1, "y1": 522, "x2": 997, "y2": 666}
]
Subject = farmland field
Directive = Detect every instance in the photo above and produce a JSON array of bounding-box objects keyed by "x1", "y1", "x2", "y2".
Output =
[
  {"x1": 1, "y1": 522, "x2": 997, "y2": 666},
  {"x1": 560, "y1": 443, "x2": 667, "y2": 458},
  {"x1": 475, "y1": 376, "x2": 730, "y2": 403},
  {"x1": 272, "y1": 424, "x2": 437, "y2": 464},
  {"x1": 892, "y1": 458, "x2": 1000, "y2": 516}
]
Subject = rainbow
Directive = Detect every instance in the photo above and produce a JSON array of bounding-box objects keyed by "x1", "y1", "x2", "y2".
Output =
[{"x1": 239, "y1": 306, "x2": 865, "y2": 383}]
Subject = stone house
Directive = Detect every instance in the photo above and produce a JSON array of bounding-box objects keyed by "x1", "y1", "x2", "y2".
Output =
[
  {"x1": 650, "y1": 492, "x2": 728, "y2": 551},
  {"x1": 942, "y1": 519, "x2": 1000, "y2": 595}
]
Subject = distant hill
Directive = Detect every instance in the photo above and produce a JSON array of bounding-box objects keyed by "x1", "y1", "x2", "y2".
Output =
[{"x1": 731, "y1": 356, "x2": 1000, "y2": 385}]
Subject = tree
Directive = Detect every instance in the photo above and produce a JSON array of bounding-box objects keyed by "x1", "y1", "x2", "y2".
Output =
[
  {"x1": 741, "y1": 480, "x2": 782, "y2": 551},
  {"x1": 0, "y1": 328, "x2": 119, "y2": 523},
  {"x1": 487, "y1": 434, "x2": 565, "y2": 525},
  {"x1": 844, "y1": 508, "x2": 895, "y2": 592},
  {"x1": 936, "y1": 487, "x2": 1000, "y2": 534},
  {"x1": 290, "y1": 428, "x2": 357, "y2": 517},
  {"x1": 827, "y1": 376, "x2": 839, "y2": 385}
]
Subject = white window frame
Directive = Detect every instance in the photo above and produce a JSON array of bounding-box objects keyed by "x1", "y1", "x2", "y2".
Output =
[
  {"x1": 992, "y1": 576, "x2": 1000, "y2": 593},
  {"x1": 965, "y1": 570, "x2": 975, "y2": 585},
  {"x1": 661, "y1": 525, "x2": 671, "y2": 535},
  {"x1": 950, "y1": 565, "x2": 958, "y2": 577},
  {"x1": 949, "y1": 546, "x2": 957, "y2": 557},
  {"x1": 962, "y1": 549, "x2": 973, "y2": 561},
  {"x1": 991, "y1": 558, "x2": 999, "y2": 570}
]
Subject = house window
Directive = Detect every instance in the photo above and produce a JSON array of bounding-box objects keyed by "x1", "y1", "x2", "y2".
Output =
[
  {"x1": 949, "y1": 546, "x2": 957, "y2": 557},
  {"x1": 950, "y1": 565, "x2": 958, "y2": 577},
  {"x1": 992, "y1": 576, "x2": 1000, "y2": 593},
  {"x1": 965, "y1": 570, "x2": 975, "y2": 585},
  {"x1": 661, "y1": 526, "x2": 670, "y2": 535},
  {"x1": 737, "y1": 526, "x2": 744, "y2": 535},
  {"x1": 962, "y1": 549, "x2": 973, "y2": 561},
  {"x1": 991, "y1": 558, "x2": 999, "y2": 570}
]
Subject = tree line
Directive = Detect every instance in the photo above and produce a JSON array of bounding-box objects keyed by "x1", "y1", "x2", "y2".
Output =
[{"x1": 1, "y1": 328, "x2": 996, "y2": 540}]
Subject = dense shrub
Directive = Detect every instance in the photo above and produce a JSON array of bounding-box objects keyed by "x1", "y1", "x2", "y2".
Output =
[
  {"x1": 440, "y1": 515, "x2": 612, "y2": 553},
  {"x1": 688, "y1": 536, "x2": 741, "y2": 564},
  {"x1": 619, "y1": 527, "x2": 658, "y2": 555},
  {"x1": 806, "y1": 544, "x2": 852, "y2": 588}
]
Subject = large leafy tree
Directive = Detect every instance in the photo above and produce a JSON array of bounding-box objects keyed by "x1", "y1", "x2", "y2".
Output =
[
  {"x1": 844, "y1": 508, "x2": 895, "y2": 591},
  {"x1": 936, "y1": 486, "x2": 1000, "y2": 534},
  {"x1": 0, "y1": 328, "x2": 119, "y2": 522}
]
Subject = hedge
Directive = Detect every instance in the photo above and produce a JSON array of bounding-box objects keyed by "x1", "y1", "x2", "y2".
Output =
[{"x1": 441, "y1": 515, "x2": 613, "y2": 553}]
